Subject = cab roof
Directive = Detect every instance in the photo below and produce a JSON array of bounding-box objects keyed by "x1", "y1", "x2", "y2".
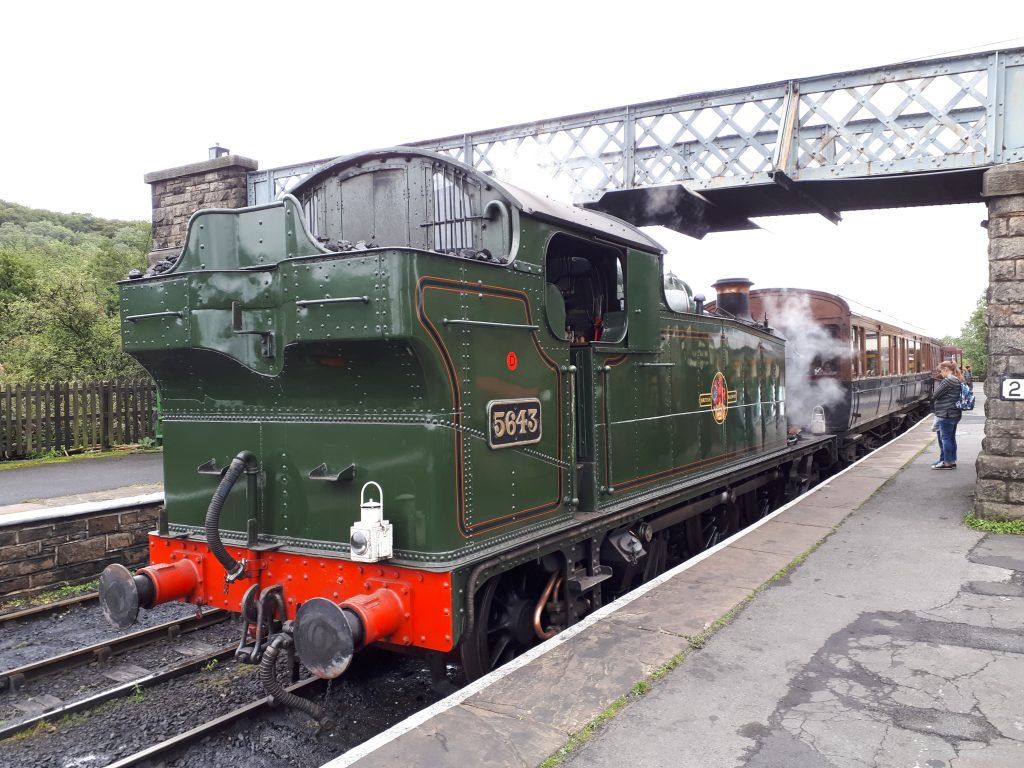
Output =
[{"x1": 292, "y1": 147, "x2": 665, "y2": 255}]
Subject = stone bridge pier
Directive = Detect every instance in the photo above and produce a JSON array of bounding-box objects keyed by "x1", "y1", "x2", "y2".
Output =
[
  {"x1": 143, "y1": 147, "x2": 257, "y2": 265},
  {"x1": 976, "y1": 163, "x2": 1024, "y2": 520}
]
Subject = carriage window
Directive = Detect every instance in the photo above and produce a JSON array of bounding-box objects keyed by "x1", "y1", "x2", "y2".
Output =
[
  {"x1": 908, "y1": 339, "x2": 916, "y2": 372},
  {"x1": 850, "y1": 327, "x2": 858, "y2": 376},
  {"x1": 880, "y1": 335, "x2": 890, "y2": 376},
  {"x1": 865, "y1": 331, "x2": 879, "y2": 376},
  {"x1": 810, "y1": 324, "x2": 841, "y2": 377},
  {"x1": 851, "y1": 326, "x2": 863, "y2": 377}
]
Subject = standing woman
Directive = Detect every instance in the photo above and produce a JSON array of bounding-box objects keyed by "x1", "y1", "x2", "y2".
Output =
[{"x1": 932, "y1": 360, "x2": 963, "y2": 469}]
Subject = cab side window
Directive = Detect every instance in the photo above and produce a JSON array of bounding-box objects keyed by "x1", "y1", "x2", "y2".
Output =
[{"x1": 544, "y1": 233, "x2": 626, "y2": 345}]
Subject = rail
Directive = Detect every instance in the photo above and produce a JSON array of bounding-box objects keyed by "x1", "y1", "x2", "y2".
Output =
[
  {"x1": 104, "y1": 677, "x2": 322, "y2": 768},
  {"x1": 0, "y1": 609, "x2": 228, "y2": 691},
  {"x1": 0, "y1": 644, "x2": 236, "y2": 741}
]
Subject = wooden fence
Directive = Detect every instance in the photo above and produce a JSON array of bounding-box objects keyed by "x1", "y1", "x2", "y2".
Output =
[{"x1": 0, "y1": 380, "x2": 157, "y2": 459}]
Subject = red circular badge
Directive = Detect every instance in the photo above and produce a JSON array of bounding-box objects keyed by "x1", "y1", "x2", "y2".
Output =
[{"x1": 506, "y1": 351, "x2": 518, "y2": 371}]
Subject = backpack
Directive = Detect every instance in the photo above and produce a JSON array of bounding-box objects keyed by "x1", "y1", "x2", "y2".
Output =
[{"x1": 956, "y1": 382, "x2": 975, "y2": 411}]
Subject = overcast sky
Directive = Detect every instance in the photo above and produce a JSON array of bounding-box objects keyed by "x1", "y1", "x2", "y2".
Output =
[{"x1": 2, "y1": 2, "x2": 1021, "y2": 338}]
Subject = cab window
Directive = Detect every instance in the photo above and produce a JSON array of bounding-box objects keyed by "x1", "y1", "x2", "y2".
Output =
[{"x1": 545, "y1": 233, "x2": 626, "y2": 345}]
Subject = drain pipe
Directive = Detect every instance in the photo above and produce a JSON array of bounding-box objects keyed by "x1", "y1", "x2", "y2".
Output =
[{"x1": 205, "y1": 450, "x2": 257, "y2": 581}]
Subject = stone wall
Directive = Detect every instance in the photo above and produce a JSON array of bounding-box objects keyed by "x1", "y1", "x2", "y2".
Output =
[
  {"x1": 976, "y1": 163, "x2": 1024, "y2": 519},
  {"x1": 0, "y1": 503, "x2": 161, "y2": 597},
  {"x1": 144, "y1": 154, "x2": 258, "y2": 261}
]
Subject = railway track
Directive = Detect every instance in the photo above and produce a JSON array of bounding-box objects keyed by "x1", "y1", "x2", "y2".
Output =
[
  {"x1": 0, "y1": 609, "x2": 229, "y2": 692},
  {"x1": 0, "y1": 592, "x2": 99, "y2": 626},
  {"x1": 0, "y1": 642, "x2": 237, "y2": 741},
  {"x1": 104, "y1": 677, "x2": 324, "y2": 768},
  {"x1": 0, "y1": 639, "x2": 439, "y2": 768}
]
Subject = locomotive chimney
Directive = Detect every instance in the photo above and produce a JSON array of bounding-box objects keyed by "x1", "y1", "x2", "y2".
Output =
[{"x1": 711, "y1": 278, "x2": 754, "y2": 322}]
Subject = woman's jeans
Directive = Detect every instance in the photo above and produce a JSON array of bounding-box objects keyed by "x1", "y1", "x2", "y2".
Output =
[{"x1": 935, "y1": 415, "x2": 961, "y2": 464}]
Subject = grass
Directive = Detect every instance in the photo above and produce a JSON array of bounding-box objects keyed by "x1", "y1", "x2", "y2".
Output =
[
  {"x1": 540, "y1": 540, "x2": 826, "y2": 767},
  {"x1": 0, "y1": 579, "x2": 99, "y2": 612},
  {"x1": 964, "y1": 511, "x2": 1024, "y2": 535},
  {"x1": 6, "y1": 683, "x2": 155, "y2": 742},
  {"x1": 0, "y1": 445, "x2": 161, "y2": 472},
  {"x1": 5, "y1": 712, "x2": 85, "y2": 742}
]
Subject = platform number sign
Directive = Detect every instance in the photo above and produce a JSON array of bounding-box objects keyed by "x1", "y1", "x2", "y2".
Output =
[
  {"x1": 1001, "y1": 376, "x2": 1024, "y2": 400},
  {"x1": 487, "y1": 398, "x2": 542, "y2": 449}
]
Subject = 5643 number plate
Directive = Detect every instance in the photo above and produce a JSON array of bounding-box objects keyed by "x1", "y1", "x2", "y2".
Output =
[{"x1": 487, "y1": 399, "x2": 542, "y2": 449}]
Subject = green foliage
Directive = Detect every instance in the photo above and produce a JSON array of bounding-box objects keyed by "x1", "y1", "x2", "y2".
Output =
[
  {"x1": 27, "y1": 448, "x2": 64, "y2": 460},
  {"x1": 0, "y1": 200, "x2": 150, "y2": 384},
  {"x1": 0, "y1": 247, "x2": 38, "y2": 306},
  {"x1": 964, "y1": 511, "x2": 1024, "y2": 535},
  {"x1": 0, "y1": 578, "x2": 99, "y2": 612},
  {"x1": 956, "y1": 294, "x2": 987, "y2": 378},
  {"x1": 0, "y1": 199, "x2": 139, "y2": 240}
]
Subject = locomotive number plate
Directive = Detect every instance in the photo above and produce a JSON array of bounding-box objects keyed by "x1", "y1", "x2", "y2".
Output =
[{"x1": 487, "y1": 399, "x2": 542, "y2": 449}]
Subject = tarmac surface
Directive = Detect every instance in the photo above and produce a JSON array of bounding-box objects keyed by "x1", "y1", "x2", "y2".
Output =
[
  {"x1": 0, "y1": 452, "x2": 162, "y2": 512},
  {"x1": 336, "y1": 392, "x2": 1024, "y2": 768}
]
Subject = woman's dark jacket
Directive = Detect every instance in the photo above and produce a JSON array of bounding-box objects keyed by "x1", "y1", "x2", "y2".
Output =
[{"x1": 933, "y1": 375, "x2": 962, "y2": 419}]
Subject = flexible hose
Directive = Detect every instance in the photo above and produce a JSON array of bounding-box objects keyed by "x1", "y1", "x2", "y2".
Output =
[
  {"x1": 205, "y1": 451, "x2": 255, "y2": 579},
  {"x1": 259, "y1": 634, "x2": 330, "y2": 725}
]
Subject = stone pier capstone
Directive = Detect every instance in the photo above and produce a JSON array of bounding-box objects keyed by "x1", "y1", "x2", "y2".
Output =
[
  {"x1": 976, "y1": 162, "x2": 1024, "y2": 519},
  {"x1": 143, "y1": 152, "x2": 258, "y2": 264}
]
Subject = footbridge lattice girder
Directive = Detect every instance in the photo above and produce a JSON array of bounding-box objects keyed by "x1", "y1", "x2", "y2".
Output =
[{"x1": 248, "y1": 48, "x2": 1024, "y2": 233}]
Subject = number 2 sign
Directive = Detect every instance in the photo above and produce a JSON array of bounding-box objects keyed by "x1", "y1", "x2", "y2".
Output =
[{"x1": 1001, "y1": 376, "x2": 1024, "y2": 400}]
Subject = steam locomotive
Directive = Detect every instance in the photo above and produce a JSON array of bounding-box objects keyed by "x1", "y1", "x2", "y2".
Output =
[{"x1": 98, "y1": 148, "x2": 935, "y2": 720}]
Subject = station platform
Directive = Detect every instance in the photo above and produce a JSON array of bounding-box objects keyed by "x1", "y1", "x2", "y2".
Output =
[
  {"x1": 332, "y1": 392, "x2": 1024, "y2": 767},
  {"x1": 0, "y1": 452, "x2": 162, "y2": 519}
]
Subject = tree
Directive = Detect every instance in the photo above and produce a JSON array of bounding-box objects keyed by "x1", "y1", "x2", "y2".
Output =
[
  {"x1": 0, "y1": 200, "x2": 151, "y2": 385},
  {"x1": 957, "y1": 293, "x2": 987, "y2": 378},
  {"x1": 1, "y1": 277, "x2": 146, "y2": 383},
  {"x1": 0, "y1": 247, "x2": 38, "y2": 308}
]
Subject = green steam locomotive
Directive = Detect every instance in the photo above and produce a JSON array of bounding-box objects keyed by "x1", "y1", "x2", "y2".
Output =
[{"x1": 99, "y1": 148, "x2": 834, "y2": 718}]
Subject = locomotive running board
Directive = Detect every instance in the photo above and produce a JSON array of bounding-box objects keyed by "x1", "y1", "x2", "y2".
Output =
[{"x1": 597, "y1": 435, "x2": 835, "y2": 520}]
